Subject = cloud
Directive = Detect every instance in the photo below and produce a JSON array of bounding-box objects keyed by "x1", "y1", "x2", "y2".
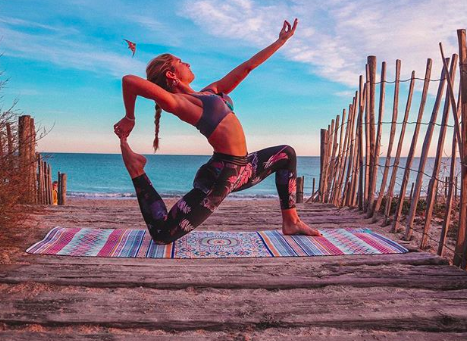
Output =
[{"x1": 180, "y1": 0, "x2": 467, "y2": 89}]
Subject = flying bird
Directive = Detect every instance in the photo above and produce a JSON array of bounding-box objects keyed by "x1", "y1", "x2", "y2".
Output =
[{"x1": 124, "y1": 39, "x2": 136, "y2": 57}]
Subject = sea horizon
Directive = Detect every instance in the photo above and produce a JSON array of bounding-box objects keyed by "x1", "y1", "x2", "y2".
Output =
[{"x1": 41, "y1": 152, "x2": 461, "y2": 201}]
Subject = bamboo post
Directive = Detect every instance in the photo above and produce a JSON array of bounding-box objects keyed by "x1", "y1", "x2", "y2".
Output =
[
  {"x1": 343, "y1": 100, "x2": 358, "y2": 207},
  {"x1": 391, "y1": 59, "x2": 432, "y2": 234},
  {"x1": 29, "y1": 118, "x2": 37, "y2": 204},
  {"x1": 368, "y1": 61, "x2": 386, "y2": 217},
  {"x1": 59, "y1": 173, "x2": 67, "y2": 206},
  {"x1": 37, "y1": 154, "x2": 42, "y2": 204},
  {"x1": 18, "y1": 115, "x2": 31, "y2": 203},
  {"x1": 420, "y1": 55, "x2": 458, "y2": 248},
  {"x1": 357, "y1": 76, "x2": 365, "y2": 210},
  {"x1": 445, "y1": 177, "x2": 449, "y2": 198},
  {"x1": 454, "y1": 29, "x2": 467, "y2": 268},
  {"x1": 332, "y1": 109, "x2": 348, "y2": 205},
  {"x1": 296, "y1": 176, "x2": 304, "y2": 204},
  {"x1": 405, "y1": 58, "x2": 449, "y2": 240},
  {"x1": 312, "y1": 178, "x2": 316, "y2": 199},
  {"x1": 366, "y1": 56, "x2": 378, "y2": 214},
  {"x1": 330, "y1": 112, "x2": 345, "y2": 204},
  {"x1": 438, "y1": 132, "x2": 458, "y2": 256},
  {"x1": 325, "y1": 120, "x2": 335, "y2": 201},
  {"x1": 334, "y1": 106, "x2": 352, "y2": 206},
  {"x1": 383, "y1": 71, "x2": 416, "y2": 225},
  {"x1": 348, "y1": 95, "x2": 360, "y2": 206},
  {"x1": 409, "y1": 182, "x2": 415, "y2": 201},
  {"x1": 319, "y1": 129, "x2": 328, "y2": 202},
  {"x1": 364, "y1": 65, "x2": 371, "y2": 211},
  {"x1": 455, "y1": 176, "x2": 458, "y2": 201},
  {"x1": 374, "y1": 60, "x2": 401, "y2": 215},
  {"x1": 328, "y1": 115, "x2": 340, "y2": 198},
  {"x1": 47, "y1": 164, "x2": 53, "y2": 205}
]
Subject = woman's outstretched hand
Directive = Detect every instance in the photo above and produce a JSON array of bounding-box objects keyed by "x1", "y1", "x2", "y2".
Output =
[
  {"x1": 278, "y1": 18, "x2": 298, "y2": 43},
  {"x1": 114, "y1": 117, "x2": 135, "y2": 139}
]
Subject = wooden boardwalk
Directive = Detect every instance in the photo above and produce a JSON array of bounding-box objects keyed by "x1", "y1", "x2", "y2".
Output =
[{"x1": 1, "y1": 199, "x2": 467, "y2": 340}]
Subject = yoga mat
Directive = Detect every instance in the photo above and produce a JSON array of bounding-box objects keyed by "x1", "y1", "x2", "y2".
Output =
[{"x1": 26, "y1": 227, "x2": 409, "y2": 258}]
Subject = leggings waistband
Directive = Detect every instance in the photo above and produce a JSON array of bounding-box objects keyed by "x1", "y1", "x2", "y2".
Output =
[{"x1": 212, "y1": 152, "x2": 248, "y2": 166}]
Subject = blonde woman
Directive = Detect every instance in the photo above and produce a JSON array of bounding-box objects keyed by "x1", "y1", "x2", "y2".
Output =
[{"x1": 114, "y1": 19, "x2": 321, "y2": 244}]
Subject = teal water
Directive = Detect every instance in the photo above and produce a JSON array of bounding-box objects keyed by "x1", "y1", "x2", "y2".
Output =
[{"x1": 42, "y1": 153, "x2": 459, "y2": 199}]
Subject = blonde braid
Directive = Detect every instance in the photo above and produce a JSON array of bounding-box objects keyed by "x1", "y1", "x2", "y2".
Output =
[
  {"x1": 153, "y1": 104, "x2": 162, "y2": 152},
  {"x1": 146, "y1": 53, "x2": 176, "y2": 153}
]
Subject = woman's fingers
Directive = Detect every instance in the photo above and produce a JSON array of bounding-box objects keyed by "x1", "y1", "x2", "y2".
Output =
[{"x1": 292, "y1": 18, "x2": 298, "y2": 32}]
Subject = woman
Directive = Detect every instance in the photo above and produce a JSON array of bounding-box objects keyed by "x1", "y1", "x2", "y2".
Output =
[{"x1": 114, "y1": 19, "x2": 321, "y2": 244}]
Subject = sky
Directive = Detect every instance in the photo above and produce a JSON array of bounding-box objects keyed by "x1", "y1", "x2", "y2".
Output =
[{"x1": 0, "y1": 0, "x2": 466, "y2": 156}]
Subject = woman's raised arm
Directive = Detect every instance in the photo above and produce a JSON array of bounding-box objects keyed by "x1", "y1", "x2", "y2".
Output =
[
  {"x1": 114, "y1": 75, "x2": 179, "y2": 138},
  {"x1": 205, "y1": 19, "x2": 298, "y2": 94}
]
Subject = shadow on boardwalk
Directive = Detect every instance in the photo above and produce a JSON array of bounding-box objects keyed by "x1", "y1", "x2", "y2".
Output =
[{"x1": 1, "y1": 198, "x2": 467, "y2": 340}]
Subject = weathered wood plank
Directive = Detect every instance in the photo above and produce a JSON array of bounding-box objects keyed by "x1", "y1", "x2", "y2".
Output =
[
  {"x1": 1, "y1": 286, "x2": 467, "y2": 332},
  {"x1": 1, "y1": 330, "x2": 466, "y2": 341},
  {"x1": 2, "y1": 262, "x2": 465, "y2": 290}
]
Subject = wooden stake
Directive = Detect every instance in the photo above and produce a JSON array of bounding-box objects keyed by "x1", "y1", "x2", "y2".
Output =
[
  {"x1": 319, "y1": 129, "x2": 328, "y2": 202},
  {"x1": 438, "y1": 132, "x2": 459, "y2": 256},
  {"x1": 59, "y1": 173, "x2": 67, "y2": 205},
  {"x1": 296, "y1": 176, "x2": 304, "y2": 204},
  {"x1": 391, "y1": 59, "x2": 432, "y2": 234},
  {"x1": 374, "y1": 60, "x2": 401, "y2": 214},
  {"x1": 332, "y1": 109, "x2": 348, "y2": 205},
  {"x1": 383, "y1": 72, "x2": 416, "y2": 225},
  {"x1": 405, "y1": 58, "x2": 449, "y2": 240},
  {"x1": 420, "y1": 55, "x2": 458, "y2": 248},
  {"x1": 454, "y1": 29, "x2": 467, "y2": 268},
  {"x1": 357, "y1": 76, "x2": 365, "y2": 210},
  {"x1": 366, "y1": 56, "x2": 378, "y2": 213},
  {"x1": 363, "y1": 65, "x2": 371, "y2": 211}
]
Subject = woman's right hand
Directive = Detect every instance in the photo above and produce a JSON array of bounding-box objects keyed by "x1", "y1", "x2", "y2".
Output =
[{"x1": 114, "y1": 116, "x2": 135, "y2": 139}]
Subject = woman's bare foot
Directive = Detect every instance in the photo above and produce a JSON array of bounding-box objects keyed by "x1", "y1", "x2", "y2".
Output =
[
  {"x1": 282, "y1": 219, "x2": 322, "y2": 236},
  {"x1": 281, "y1": 208, "x2": 322, "y2": 236},
  {"x1": 120, "y1": 137, "x2": 147, "y2": 179}
]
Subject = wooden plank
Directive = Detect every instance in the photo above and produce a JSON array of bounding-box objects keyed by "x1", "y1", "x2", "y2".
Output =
[
  {"x1": 391, "y1": 59, "x2": 432, "y2": 233},
  {"x1": 2, "y1": 261, "x2": 465, "y2": 290},
  {"x1": 1, "y1": 331, "x2": 465, "y2": 341},
  {"x1": 383, "y1": 71, "x2": 416, "y2": 225},
  {"x1": 405, "y1": 58, "x2": 449, "y2": 239},
  {"x1": 1, "y1": 285, "x2": 467, "y2": 332}
]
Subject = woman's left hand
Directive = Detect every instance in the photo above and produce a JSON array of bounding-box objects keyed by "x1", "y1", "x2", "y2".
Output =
[
  {"x1": 114, "y1": 116, "x2": 135, "y2": 139},
  {"x1": 278, "y1": 18, "x2": 298, "y2": 42}
]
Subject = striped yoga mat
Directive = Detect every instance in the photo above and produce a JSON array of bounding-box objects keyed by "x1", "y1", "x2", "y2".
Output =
[{"x1": 26, "y1": 227, "x2": 408, "y2": 258}]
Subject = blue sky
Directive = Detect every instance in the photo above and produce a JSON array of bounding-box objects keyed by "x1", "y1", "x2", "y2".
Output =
[{"x1": 1, "y1": 0, "x2": 466, "y2": 155}]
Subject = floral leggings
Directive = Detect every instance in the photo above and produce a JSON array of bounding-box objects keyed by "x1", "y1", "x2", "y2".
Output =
[{"x1": 132, "y1": 145, "x2": 297, "y2": 244}]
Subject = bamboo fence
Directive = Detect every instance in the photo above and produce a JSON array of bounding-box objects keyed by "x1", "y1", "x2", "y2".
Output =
[{"x1": 311, "y1": 29, "x2": 467, "y2": 269}]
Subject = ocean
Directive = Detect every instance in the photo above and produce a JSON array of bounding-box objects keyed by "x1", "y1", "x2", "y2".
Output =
[{"x1": 42, "y1": 153, "x2": 459, "y2": 199}]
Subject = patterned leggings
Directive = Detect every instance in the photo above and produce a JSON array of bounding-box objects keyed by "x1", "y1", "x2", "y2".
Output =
[{"x1": 132, "y1": 145, "x2": 297, "y2": 244}]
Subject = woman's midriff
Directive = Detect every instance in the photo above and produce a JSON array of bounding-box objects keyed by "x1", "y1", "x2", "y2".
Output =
[{"x1": 208, "y1": 113, "x2": 247, "y2": 156}]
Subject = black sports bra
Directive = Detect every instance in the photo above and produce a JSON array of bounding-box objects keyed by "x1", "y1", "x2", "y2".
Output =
[{"x1": 190, "y1": 89, "x2": 234, "y2": 138}]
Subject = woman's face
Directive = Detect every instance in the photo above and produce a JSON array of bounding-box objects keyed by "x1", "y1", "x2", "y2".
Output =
[{"x1": 172, "y1": 57, "x2": 195, "y2": 84}]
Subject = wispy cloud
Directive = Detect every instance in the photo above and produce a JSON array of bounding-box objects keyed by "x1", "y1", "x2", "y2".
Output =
[{"x1": 180, "y1": 0, "x2": 467, "y2": 88}]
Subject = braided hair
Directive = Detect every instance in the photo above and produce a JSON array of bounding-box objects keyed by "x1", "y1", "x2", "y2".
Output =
[{"x1": 146, "y1": 53, "x2": 176, "y2": 152}]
